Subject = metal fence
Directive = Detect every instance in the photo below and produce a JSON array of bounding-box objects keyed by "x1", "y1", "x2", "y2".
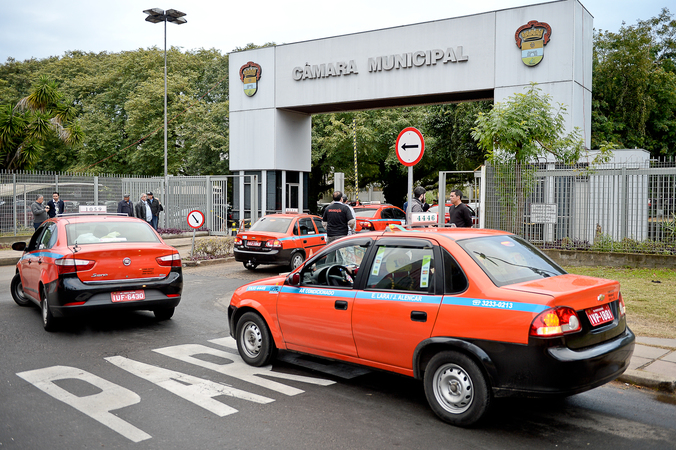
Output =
[
  {"x1": 0, "y1": 172, "x2": 258, "y2": 236},
  {"x1": 483, "y1": 160, "x2": 676, "y2": 254}
]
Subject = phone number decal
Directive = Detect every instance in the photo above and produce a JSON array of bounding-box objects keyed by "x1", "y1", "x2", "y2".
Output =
[{"x1": 473, "y1": 299, "x2": 513, "y2": 310}]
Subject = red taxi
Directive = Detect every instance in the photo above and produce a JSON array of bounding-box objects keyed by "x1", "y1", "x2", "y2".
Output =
[
  {"x1": 228, "y1": 227, "x2": 634, "y2": 426},
  {"x1": 11, "y1": 215, "x2": 182, "y2": 331},
  {"x1": 234, "y1": 213, "x2": 326, "y2": 271},
  {"x1": 353, "y1": 204, "x2": 406, "y2": 232}
]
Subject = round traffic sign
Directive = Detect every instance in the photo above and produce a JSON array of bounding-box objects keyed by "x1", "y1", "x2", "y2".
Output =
[
  {"x1": 187, "y1": 210, "x2": 205, "y2": 229},
  {"x1": 395, "y1": 127, "x2": 425, "y2": 166}
]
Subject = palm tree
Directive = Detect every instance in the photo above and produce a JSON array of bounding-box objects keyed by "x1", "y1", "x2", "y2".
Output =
[{"x1": 0, "y1": 75, "x2": 83, "y2": 170}]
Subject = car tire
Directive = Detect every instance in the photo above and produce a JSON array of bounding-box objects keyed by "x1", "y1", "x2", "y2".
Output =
[
  {"x1": 423, "y1": 350, "x2": 491, "y2": 427},
  {"x1": 10, "y1": 273, "x2": 31, "y2": 307},
  {"x1": 154, "y1": 307, "x2": 175, "y2": 320},
  {"x1": 243, "y1": 261, "x2": 258, "y2": 271},
  {"x1": 235, "y1": 312, "x2": 275, "y2": 367},
  {"x1": 41, "y1": 287, "x2": 57, "y2": 332},
  {"x1": 288, "y1": 252, "x2": 305, "y2": 271}
]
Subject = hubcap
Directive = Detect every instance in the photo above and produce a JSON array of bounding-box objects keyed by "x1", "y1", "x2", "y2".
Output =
[
  {"x1": 241, "y1": 322, "x2": 262, "y2": 358},
  {"x1": 433, "y1": 363, "x2": 474, "y2": 414}
]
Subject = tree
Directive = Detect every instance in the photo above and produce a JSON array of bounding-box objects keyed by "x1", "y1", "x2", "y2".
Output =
[
  {"x1": 0, "y1": 75, "x2": 83, "y2": 170},
  {"x1": 471, "y1": 83, "x2": 598, "y2": 234}
]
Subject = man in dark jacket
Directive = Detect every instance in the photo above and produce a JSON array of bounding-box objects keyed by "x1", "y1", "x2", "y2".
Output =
[
  {"x1": 135, "y1": 193, "x2": 152, "y2": 224},
  {"x1": 322, "y1": 191, "x2": 355, "y2": 244},
  {"x1": 46, "y1": 192, "x2": 65, "y2": 218},
  {"x1": 117, "y1": 194, "x2": 134, "y2": 217},
  {"x1": 448, "y1": 189, "x2": 473, "y2": 227},
  {"x1": 146, "y1": 192, "x2": 163, "y2": 230}
]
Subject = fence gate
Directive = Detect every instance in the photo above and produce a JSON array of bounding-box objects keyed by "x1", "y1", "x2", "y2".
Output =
[
  {"x1": 437, "y1": 169, "x2": 484, "y2": 228},
  {"x1": 209, "y1": 175, "x2": 258, "y2": 236}
]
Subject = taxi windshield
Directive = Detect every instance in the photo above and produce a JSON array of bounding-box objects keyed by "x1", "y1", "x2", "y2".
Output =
[
  {"x1": 67, "y1": 221, "x2": 160, "y2": 245},
  {"x1": 457, "y1": 235, "x2": 566, "y2": 287},
  {"x1": 250, "y1": 217, "x2": 292, "y2": 233},
  {"x1": 354, "y1": 208, "x2": 378, "y2": 218}
]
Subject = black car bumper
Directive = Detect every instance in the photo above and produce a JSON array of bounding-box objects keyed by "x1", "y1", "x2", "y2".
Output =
[
  {"x1": 46, "y1": 268, "x2": 183, "y2": 317},
  {"x1": 234, "y1": 247, "x2": 295, "y2": 265},
  {"x1": 484, "y1": 326, "x2": 636, "y2": 397}
]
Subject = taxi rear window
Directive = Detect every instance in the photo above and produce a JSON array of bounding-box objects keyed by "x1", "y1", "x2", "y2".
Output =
[
  {"x1": 66, "y1": 222, "x2": 160, "y2": 245},
  {"x1": 457, "y1": 235, "x2": 566, "y2": 287},
  {"x1": 353, "y1": 208, "x2": 378, "y2": 218},
  {"x1": 250, "y1": 217, "x2": 292, "y2": 233}
]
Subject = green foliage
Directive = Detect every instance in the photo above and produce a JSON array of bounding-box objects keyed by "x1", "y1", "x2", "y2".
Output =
[
  {"x1": 592, "y1": 8, "x2": 676, "y2": 157},
  {"x1": 191, "y1": 237, "x2": 234, "y2": 259}
]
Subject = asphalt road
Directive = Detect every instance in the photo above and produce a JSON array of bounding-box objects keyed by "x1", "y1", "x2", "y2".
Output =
[{"x1": 1, "y1": 262, "x2": 675, "y2": 450}]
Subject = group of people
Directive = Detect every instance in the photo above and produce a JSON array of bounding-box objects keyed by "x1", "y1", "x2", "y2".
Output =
[
  {"x1": 116, "y1": 192, "x2": 163, "y2": 230},
  {"x1": 408, "y1": 186, "x2": 473, "y2": 228},
  {"x1": 30, "y1": 192, "x2": 65, "y2": 229}
]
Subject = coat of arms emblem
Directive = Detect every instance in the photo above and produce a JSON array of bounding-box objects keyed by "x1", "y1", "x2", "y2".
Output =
[
  {"x1": 239, "y1": 61, "x2": 262, "y2": 97},
  {"x1": 515, "y1": 21, "x2": 552, "y2": 67}
]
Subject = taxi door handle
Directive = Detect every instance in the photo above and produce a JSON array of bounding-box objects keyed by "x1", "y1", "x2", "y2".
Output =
[
  {"x1": 411, "y1": 311, "x2": 427, "y2": 322},
  {"x1": 38, "y1": 258, "x2": 43, "y2": 264},
  {"x1": 335, "y1": 300, "x2": 348, "y2": 310}
]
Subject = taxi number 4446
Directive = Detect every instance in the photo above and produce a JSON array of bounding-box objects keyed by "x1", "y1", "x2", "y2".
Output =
[
  {"x1": 586, "y1": 304, "x2": 614, "y2": 327},
  {"x1": 111, "y1": 290, "x2": 146, "y2": 302}
]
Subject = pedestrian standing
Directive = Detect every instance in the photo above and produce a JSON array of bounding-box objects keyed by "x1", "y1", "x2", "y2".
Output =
[
  {"x1": 341, "y1": 194, "x2": 356, "y2": 235},
  {"x1": 135, "y1": 193, "x2": 153, "y2": 225},
  {"x1": 46, "y1": 192, "x2": 65, "y2": 218},
  {"x1": 30, "y1": 195, "x2": 49, "y2": 230},
  {"x1": 448, "y1": 189, "x2": 473, "y2": 228},
  {"x1": 322, "y1": 191, "x2": 356, "y2": 244},
  {"x1": 146, "y1": 192, "x2": 164, "y2": 230},
  {"x1": 117, "y1": 194, "x2": 135, "y2": 217}
]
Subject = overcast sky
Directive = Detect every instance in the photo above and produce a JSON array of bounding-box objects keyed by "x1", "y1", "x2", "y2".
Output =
[{"x1": 1, "y1": 0, "x2": 670, "y2": 63}]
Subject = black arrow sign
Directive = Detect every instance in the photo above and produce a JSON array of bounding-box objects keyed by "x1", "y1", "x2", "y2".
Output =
[{"x1": 401, "y1": 143, "x2": 419, "y2": 150}]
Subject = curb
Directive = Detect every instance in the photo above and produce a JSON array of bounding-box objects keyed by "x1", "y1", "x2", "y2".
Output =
[
  {"x1": 182, "y1": 256, "x2": 234, "y2": 267},
  {"x1": 617, "y1": 369, "x2": 676, "y2": 393}
]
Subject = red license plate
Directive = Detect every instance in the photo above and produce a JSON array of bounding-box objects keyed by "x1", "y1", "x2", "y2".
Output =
[
  {"x1": 586, "y1": 303, "x2": 614, "y2": 327},
  {"x1": 111, "y1": 290, "x2": 145, "y2": 302},
  {"x1": 247, "y1": 240, "x2": 261, "y2": 247}
]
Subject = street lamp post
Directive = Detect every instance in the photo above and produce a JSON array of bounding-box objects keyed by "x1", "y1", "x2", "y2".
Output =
[{"x1": 143, "y1": 8, "x2": 187, "y2": 225}]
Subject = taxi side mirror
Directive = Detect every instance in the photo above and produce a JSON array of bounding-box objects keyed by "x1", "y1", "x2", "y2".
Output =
[
  {"x1": 286, "y1": 272, "x2": 301, "y2": 286},
  {"x1": 12, "y1": 242, "x2": 26, "y2": 252}
]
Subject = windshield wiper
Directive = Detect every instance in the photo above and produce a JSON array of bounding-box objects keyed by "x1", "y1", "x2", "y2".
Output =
[{"x1": 473, "y1": 252, "x2": 557, "y2": 277}]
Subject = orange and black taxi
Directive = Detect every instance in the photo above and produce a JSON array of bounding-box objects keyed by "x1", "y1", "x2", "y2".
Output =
[
  {"x1": 11, "y1": 214, "x2": 182, "y2": 331},
  {"x1": 234, "y1": 213, "x2": 327, "y2": 271},
  {"x1": 353, "y1": 203, "x2": 406, "y2": 232},
  {"x1": 228, "y1": 227, "x2": 634, "y2": 427}
]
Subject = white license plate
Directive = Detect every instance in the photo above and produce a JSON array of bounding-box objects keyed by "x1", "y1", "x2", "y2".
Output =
[
  {"x1": 247, "y1": 240, "x2": 261, "y2": 247},
  {"x1": 586, "y1": 304, "x2": 614, "y2": 327},
  {"x1": 111, "y1": 290, "x2": 145, "y2": 302}
]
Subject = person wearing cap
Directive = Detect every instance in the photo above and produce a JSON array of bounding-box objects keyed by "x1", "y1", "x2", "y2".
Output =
[
  {"x1": 117, "y1": 194, "x2": 135, "y2": 217},
  {"x1": 145, "y1": 191, "x2": 163, "y2": 230}
]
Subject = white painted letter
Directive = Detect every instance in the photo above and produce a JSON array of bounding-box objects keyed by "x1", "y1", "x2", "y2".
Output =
[
  {"x1": 16, "y1": 366, "x2": 151, "y2": 443},
  {"x1": 105, "y1": 356, "x2": 273, "y2": 417}
]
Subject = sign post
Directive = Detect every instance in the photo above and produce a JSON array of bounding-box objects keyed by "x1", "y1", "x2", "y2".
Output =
[
  {"x1": 395, "y1": 127, "x2": 425, "y2": 225},
  {"x1": 187, "y1": 210, "x2": 205, "y2": 258}
]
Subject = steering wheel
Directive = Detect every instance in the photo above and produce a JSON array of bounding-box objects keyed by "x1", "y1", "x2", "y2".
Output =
[{"x1": 326, "y1": 265, "x2": 352, "y2": 287}]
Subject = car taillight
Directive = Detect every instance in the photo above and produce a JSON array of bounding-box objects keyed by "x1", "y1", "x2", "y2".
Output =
[
  {"x1": 360, "y1": 221, "x2": 374, "y2": 231},
  {"x1": 618, "y1": 293, "x2": 626, "y2": 317},
  {"x1": 530, "y1": 306, "x2": 581, "y2": 337},
  {"x1": 156, "y1": 253, "x2": 181, "y2": 267},
  {"x1": 55, "y1": 258, "x2": 95, "y2": 274},
  {"x1": 234, "y1": 236, "x2": 242, "y2": 245},
  {"x1": 266, "y1": 239, "x2": 282, "y2": 249}
]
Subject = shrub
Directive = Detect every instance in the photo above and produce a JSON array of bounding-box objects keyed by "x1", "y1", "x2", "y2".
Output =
[{"x1": 190, "y1": 237, "x2": 234, "y2": 260}]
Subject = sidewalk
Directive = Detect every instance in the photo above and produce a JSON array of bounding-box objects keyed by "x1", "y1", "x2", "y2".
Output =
[{"x1": 1, "y1": 236, "x2": 674, "y2": 393}]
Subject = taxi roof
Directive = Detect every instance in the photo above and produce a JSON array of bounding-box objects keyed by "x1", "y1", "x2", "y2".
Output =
[{"x1": 360, "y1": 226, "x2": 511, "y2": 241}]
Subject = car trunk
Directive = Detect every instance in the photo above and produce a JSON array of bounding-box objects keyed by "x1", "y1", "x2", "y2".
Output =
[
  {"x1": 70, "y1": 244, "x2": 174, "y2": 283},
  {"x1": 239, "y1": 231, "x2": 287, "y2": 252},
  {"x1": 503, "y1": 274, "x2": 625, "y2": 349}
]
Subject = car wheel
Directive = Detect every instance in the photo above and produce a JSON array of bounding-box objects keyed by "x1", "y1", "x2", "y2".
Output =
[
  {"x1": 289, "y1": 252, "x2": 305, "y2": 271},
  {"x1": 154, "y1": 307, "x2": 175, "y2": 320},
  {"x1": 41, "y1": 287, "x2": 57, "y2": 332},
  {"x1": 243, "y1": 261, "x2": 258, "y2": 271},
  {"x1": 423, "y1": 351, "x2": 491, "y2": 427},
  {"x1": 236, "y1": 312, "x2": 274, "y2": 367},
  {"x1": 10, "y1": 273, "x2": 31, "y2": 307}
]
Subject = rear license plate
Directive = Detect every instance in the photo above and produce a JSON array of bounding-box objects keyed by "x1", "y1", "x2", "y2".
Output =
[
  {"x1": 247, "y1": 240, "x2": 261, "y2": 247},
  {"x1": 111, "y1": 290, "x2": 145, "y2": 302},
  {"x1": 586, "y1": 303, "x2": 614, "y2": 327}
]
